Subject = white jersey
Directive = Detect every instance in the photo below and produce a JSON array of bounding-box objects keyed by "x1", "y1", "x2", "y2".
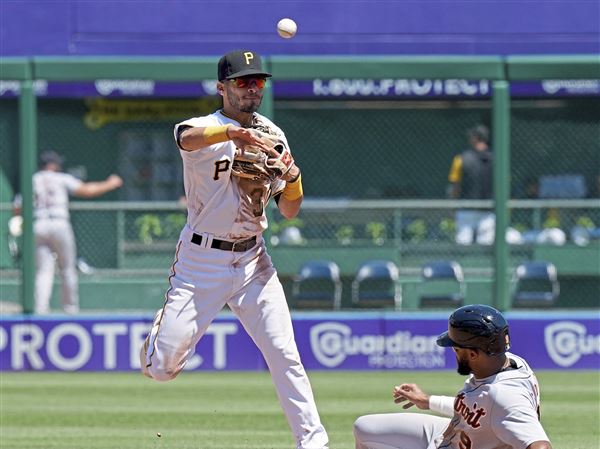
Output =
[
  {"x1": 174, "y1": 110, "x2": 285, "y2": 240},
  {"x1": 33, "y1": 170, "x2": 82, "y2": 220},
  {"x1": 437, "y1": 353, "x2": 549, "y2": 449}
]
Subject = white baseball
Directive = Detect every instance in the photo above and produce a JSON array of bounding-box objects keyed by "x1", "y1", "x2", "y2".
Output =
[{"x1": 277, "y1": 18, "x2": 297, "y2": 39}]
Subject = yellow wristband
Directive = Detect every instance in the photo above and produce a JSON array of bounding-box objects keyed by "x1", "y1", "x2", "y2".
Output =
[
  {"x1": 282, "y1": 174, "x2": 303, "y2": 201},
  {"x1": 203, "y1": 125, "x2": 231, "y2": 145}
]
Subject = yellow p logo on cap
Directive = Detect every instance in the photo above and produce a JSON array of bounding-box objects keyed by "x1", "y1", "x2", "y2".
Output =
[{"x1": 244, "y1": 52, "x2": 254, "y2": 65}]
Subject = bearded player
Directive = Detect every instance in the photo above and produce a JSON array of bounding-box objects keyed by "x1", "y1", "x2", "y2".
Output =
[
  {"x1": 354, "y1": 304, "x2": 552, "y2": 449},
  {"x1": 140, "y1": 49, "x2": 329, "y2": 449}
]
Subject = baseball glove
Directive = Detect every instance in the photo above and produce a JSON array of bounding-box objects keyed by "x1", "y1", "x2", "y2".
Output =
[{"x1": 231, "y1": 130, "x2": 294, "y2": 182}]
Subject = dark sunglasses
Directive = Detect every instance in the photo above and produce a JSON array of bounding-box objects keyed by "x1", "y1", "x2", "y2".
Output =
[{"x1": 230, "y1": 77, "x2": 267, "y2": 89}]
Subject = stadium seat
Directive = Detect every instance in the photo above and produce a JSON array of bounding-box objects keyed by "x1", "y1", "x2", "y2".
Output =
[
  {"x1": 351, "y1": 260, "x2": 401, "y2": 309},
  {"x1": 291, "y1": 260, "x2": 342, "y2": 310},
  {"x1": 512, "y1": 261, "x2": 559, "y2": 308},
  {"x1": 418, "y1": 260, "x2": 465, "y2": 308}
]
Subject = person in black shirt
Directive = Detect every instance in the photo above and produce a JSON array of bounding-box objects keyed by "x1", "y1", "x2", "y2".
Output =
[{"x1": 447, "y1": 125, "x2": 495, "y2": 245}]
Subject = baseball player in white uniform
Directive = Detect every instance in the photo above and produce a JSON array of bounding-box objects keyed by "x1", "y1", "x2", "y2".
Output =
[
  {"x1": 17, "y1": 151, "x2": 123, "y2": 314},
  {"x1": 354, "y1": 305, "x2": 552, "y2": 449},
  {"x1": 140, "y1": 50, "x2": 329, "y2": 449}
]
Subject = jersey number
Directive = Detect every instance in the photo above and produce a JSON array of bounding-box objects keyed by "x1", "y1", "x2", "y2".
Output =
[{"x1": 459, "y1": 431, "x2": 472, "y2": 449}]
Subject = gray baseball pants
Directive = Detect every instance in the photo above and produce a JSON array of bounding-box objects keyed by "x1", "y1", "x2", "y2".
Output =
[
  {"x1": 354, "y1": 412, "x2": 449, "y2": 449},
  {"x1": 34, "y1": 218, "x2": 79, "y2": 314}
]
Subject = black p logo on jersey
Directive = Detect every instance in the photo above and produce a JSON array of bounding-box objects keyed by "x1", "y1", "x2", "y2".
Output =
[{"x1": 214, "y1": 159, "x2": 230, "y2": 180}]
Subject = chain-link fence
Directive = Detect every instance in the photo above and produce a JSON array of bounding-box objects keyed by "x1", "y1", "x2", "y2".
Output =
[{"x1": 1, "y1": 73, "x2": 599, "y2": 313}]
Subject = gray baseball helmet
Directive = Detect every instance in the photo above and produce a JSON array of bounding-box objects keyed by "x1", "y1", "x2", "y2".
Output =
[{"x1": 437, "y1": 304, "x2": 510, "y2": 355}]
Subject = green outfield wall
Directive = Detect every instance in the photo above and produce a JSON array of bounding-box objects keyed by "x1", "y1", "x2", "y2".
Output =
[{"x1": 0, "y1": 56, "x2": 598, "y2": 313}]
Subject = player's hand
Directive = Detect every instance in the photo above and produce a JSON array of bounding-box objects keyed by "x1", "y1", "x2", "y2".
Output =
[
  {"x1": 106, "y1": 174, "x2": 124, "y2": 189},
  {"x1": 392, "y1": 383, "x2": 430, "y2": 410},
  {"x1": 228, "y1": 126, "x2": 272, "y2": 154}
]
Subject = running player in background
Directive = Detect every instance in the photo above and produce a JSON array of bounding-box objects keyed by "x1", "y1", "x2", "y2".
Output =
[
  {"x1": 140, "y1": 50, "x2": 329, "y2": 449},
  {"x1": 354, "y1": 304, "x2": 552, "y2": 449},
  {"x1": 14, "y1": 150, "x2": 123, "y2": 314}
]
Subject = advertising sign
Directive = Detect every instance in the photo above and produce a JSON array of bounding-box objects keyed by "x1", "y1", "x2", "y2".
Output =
[
  {"x1": 0, "y1": 313, "x2": 598, "y2": 371},
  {"x1": 1, "y1": 79, "x2": 599, "y2": 99}
]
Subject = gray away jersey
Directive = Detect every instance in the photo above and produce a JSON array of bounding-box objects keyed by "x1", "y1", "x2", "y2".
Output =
[
  {"x1": 33, "y1": 170, "x2": 82, "y2": 220},
  {"x1": 437, "y1": 353, "x2": 549, "y2": 449}
]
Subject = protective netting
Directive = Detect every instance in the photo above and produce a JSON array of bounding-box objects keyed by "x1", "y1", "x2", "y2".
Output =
[{"x1": 0, "y1": 93, "x2": 598, "y2": 311}]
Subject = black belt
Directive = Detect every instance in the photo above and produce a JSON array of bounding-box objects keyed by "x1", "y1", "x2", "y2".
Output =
[{"x1": 191, "y1": 233, "x2": 257, "y2": 252}]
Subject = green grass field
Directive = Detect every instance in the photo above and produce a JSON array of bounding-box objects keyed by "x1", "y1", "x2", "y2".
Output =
[{"x1": 1, "y1": 371, "x2": 598, "y2": 449}]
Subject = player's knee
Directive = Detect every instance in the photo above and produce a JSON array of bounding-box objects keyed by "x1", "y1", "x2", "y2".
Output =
[
  {"x1": 139, "y1": 341, "x2": 181, "y2": 381},
  {"x1": 353, "y1": 415, "x2": 374, "y2": 440},
  {"x1": 140, "y1": 363, "x2": 153, "y2": 379},
  {"x1": 353, "y1": 415, "x2": 365, "y2": 435},
  {"x1": 269, "y1": 337, "x2": 302, "y2": 365},
  {"x1": 143, "y1": 364, "x2": 181, "y2": 382}
]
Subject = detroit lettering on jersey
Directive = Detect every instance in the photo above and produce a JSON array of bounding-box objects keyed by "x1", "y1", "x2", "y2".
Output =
[
  {"x1": 439, "y1": 353, "x2": 549, "y2": 449},
  {"x1": 453, "y1": 393, "x2": 486, "y2": 429}
]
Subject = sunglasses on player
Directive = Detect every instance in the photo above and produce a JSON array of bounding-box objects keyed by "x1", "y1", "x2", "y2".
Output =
[{"x1": 230, "y1": 77, "x2": 267, "y2": 89}]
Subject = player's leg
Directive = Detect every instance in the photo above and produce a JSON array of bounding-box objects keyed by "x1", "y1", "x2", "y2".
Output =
[
  {"x1": 34, "y1": 222, "x2": 56, "y2": 314},
  {"x1": 53, "y1": 222, "x2": 79, "y2": 313},
  {"x1": 141, "y1": 241, "x2": 228, "y2": 381},
  {"x1": 353, "y1": 413, "x2": 449, "y2": 449},
  {"x1": 455, "y1": 210, "x2": 475, "y2": 245},
  {"x1": 476, "y1": 212, "x2": 496, "y2": 245},
  {"x1": 230, "y1": 252, "x2": 328, "y2": 449}
]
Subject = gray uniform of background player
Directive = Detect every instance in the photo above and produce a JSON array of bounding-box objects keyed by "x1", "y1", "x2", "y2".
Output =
[
  {"x1": 22, "y1": 151, "x2": 122, "y2": 314},
  {"x1": 33, "y1": 169, "x2": 82, "y2": 314},
  {"x1": 354, "y1": 353, "x2": 549, "y2": 449}
]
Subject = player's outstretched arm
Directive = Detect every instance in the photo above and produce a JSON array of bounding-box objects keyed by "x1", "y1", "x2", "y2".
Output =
[
  {"x1": 393, "y1": 383, "x2": 431, "y2": 410},
  {"x1": 74, "y1": 175, "x2": 123, "y2": 198}
]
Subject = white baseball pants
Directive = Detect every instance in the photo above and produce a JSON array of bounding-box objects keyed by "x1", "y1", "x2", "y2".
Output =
[
  {"x1": 455, "y1": 210, "x2": 496, "y2": 245},
  {"x1": 141, "y1": 225, "x2": 329, "y2": 449}
]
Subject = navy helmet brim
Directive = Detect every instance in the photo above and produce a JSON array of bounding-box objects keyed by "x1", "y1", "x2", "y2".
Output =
[{"x1": 436, "y1": 331, "x2": 456, "y2": 348}]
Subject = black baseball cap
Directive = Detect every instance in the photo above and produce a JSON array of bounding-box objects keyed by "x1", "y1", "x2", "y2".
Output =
[
  {"x1": 218, "y1": 50, "x2": 272, "y2": 81},
  {"x1": 468, "y1": 125, "x2": 490, "y2": 144}
]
